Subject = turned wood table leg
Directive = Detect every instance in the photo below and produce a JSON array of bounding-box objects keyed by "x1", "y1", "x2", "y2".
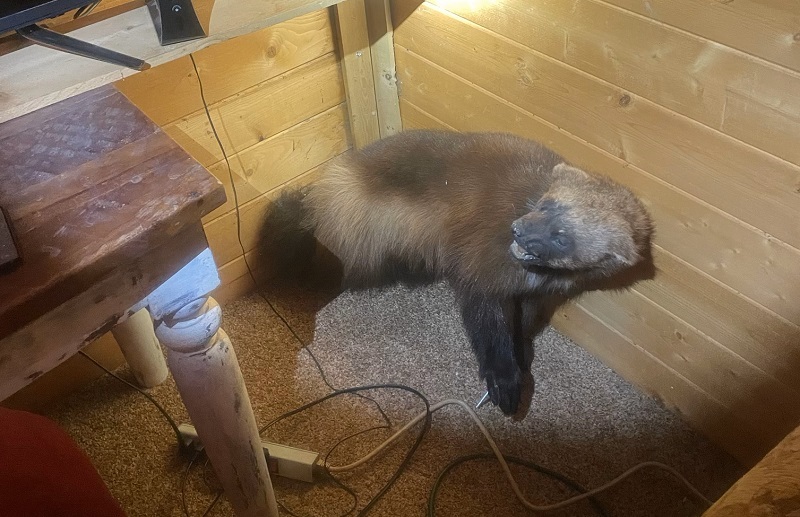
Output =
[
  {"x1": 145, "y1": 248, "x2": 278, "y2": 517},
  {"x1": 111, "y1": 308, "x2": 168, "y2": 388}
]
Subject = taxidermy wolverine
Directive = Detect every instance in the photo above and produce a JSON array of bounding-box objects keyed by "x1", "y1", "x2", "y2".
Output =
[{"x1": 259, "y1": 130, "x2": 653, "y2": 415}]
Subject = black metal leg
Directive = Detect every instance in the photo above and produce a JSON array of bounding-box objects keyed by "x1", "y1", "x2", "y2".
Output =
[{"x1": 16, "y1": 24, "x2": 150, "y2": 71}]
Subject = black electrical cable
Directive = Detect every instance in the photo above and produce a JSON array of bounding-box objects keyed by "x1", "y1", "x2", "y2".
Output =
[
  {"x1": 258, "y1": 384, "x2": 432, "y2": 516},
  {"x1": 427, "y1": 453, "x2": 611, "y2": 517},
  {"x1": 184, "y1": 52, "x2": 610, "y2": 517},
  {"x1": 78, "y1": 351, "x2": 212, "y2": 517},
  {"x1": 181, "y1": 451, "x2": 200, "y2": 517},
  {"x1": 187, "y1": 52, "x2": 392, "y2": 430},
  {"x1": 200, "y1": 492, "x2": 222, "y2": 517},
  {"x1": 278, "y1": 424, "x2": 391, "y2": 517},
  {"x1": 188, "y1": 52, "x2": 407, "y2": 516},
  {"x1": 78, "y1": 350, "x2": 188, "y2": 456},
  {"x1": 80, "y1": 56, "x2": 429, "y2": 517}
]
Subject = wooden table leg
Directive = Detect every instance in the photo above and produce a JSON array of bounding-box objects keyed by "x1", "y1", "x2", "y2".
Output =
[
  {"x1": 111, "y1": 308, "x2": 168, "y2": 388},
  {"x1": 145, "y1": 248, "x2": 278, "y2": 517}
]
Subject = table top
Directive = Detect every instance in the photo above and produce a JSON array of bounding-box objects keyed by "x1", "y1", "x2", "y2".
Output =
[{"x1": 0, "y1": 85, "x2": 225, "y2": 340}]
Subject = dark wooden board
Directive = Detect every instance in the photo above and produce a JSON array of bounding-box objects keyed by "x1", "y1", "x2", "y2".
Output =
[{"x1": 0, "y1": 84, "x2": 226, "y2": 339}]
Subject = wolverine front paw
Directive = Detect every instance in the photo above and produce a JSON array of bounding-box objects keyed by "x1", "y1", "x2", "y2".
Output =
[{"x1": 485, "y1": 371, "x2": 521, "y2": 415}]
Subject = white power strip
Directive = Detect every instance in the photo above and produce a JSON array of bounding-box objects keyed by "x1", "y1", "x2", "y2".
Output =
[{"x1": 178, "y1": 423, "x2": 321, "y2": 483}]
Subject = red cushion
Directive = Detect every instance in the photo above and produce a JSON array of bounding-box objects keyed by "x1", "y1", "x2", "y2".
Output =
[{"x1": 0, "y1": 407, "x2": 126, "y2": 517}]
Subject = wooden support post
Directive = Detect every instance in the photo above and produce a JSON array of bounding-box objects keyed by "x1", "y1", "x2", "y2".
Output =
[
  {"x1": 335, "y1": 0, "x2": 382, "y2": 149},
  {"x1": 147, "y1": 249, "x2": 278, "y2": 517},
  {"x1": 702, "y1": 424, "x2": 800, "y2": 516},
  {"x1": 364, "y1": 0, "x2": 402, "y2": 138},
  {"x1": 111, "y1": 308, "x2": 168, "y2": 388}
]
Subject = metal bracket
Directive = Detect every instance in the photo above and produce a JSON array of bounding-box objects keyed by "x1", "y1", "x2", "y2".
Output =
[{"x1": 146, "y1": 0, "x2": 206, "y2": 46}]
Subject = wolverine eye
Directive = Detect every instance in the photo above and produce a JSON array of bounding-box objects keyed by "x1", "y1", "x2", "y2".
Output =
[{"x1": 551, "y1": 231, "x2": 569, "y2": 249}]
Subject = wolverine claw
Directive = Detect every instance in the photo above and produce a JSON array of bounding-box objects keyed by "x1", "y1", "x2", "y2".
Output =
[{"x1": 485, "y1": 373, "x2": 521, "y2": 415}]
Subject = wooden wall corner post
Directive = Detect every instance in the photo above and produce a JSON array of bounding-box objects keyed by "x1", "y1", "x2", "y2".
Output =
[
  {"x1": 335, "y1": 0, "x2": 382, "y2": 148},
  {"x1": 111, "y1": 308, "x2": 168, "y2": 388},
  {"x1": 364, "y1": 0, "x2": 402, "y2": 137},
  {"x1": 147, "y1": 248, "x2": 278, "y2": 517}
]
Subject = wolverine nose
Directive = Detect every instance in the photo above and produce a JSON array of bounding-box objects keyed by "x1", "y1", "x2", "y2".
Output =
[{"x1": 511, "y1": 221, "x2": 523, "y2": 238}]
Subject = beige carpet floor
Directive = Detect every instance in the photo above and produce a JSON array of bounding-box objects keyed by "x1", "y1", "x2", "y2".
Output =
[{"x1": 45, "y1": 281, "x2": 744, "y2": 517}]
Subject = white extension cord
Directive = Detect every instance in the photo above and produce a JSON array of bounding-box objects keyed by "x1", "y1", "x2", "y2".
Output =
[{"x1": 325, "y1": 399, "x2": 714, "y2": 511}]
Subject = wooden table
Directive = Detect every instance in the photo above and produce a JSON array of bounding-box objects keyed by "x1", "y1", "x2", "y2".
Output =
[{"x1": 0, "y1": 85, "x2": 278, "y2": 517}]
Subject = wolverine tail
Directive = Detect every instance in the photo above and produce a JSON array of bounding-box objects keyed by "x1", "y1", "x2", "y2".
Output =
[{"x1": 257, "y1": 188, "x2": 317, "y2": 281}]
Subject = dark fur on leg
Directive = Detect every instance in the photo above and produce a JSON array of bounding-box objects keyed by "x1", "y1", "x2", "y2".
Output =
[
  {"x1": 460, "y1": 292, "x2": 524, "y2": 415},
  {"x1": 342, "y1": 255, "x2": 438, "y2": 291},
  {"x1": 257, "y1": 188, "x2": 317, "y2": 281}
]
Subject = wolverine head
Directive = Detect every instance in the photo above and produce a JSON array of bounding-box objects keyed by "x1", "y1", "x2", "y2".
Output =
[{"x1": 509, "y1": 164, "x2": 652, "y2": 278}]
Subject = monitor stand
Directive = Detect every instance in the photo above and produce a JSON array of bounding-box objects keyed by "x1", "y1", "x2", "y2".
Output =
[
  {"x1": 147, "y1": 0, "x2": 207, "y2": 46},
  {"x1": 0, "y1": 207, "x2": 20, "y2": 273},
  {"x1": 16, "y1": 24, "x2": 150, "y2": 71}
]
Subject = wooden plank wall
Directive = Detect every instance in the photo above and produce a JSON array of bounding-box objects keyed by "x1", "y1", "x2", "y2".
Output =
[
  {"x1": 115, "y1": 8, "x2": 351, "y2": 304},
  {"x1": 391, "y1": 0, "x2": 800, "y2": 465}
]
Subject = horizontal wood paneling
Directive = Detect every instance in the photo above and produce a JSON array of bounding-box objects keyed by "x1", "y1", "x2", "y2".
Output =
[
  {"x1": 579, "y1": 288, "x2": 800, "y2": 442},
  {"x1": 116, "y1": 10, "x2": 336, "y2": 126},
  {"x1": 552, "y1": 303, "x2": 765, "y2": 467},
  {"x1": 201, "y1": 103, "x2": 350, "y2": 222},
  {"x1": 398, "y1": 90, "x2": 800, "y2": 463},
  {"x1": 115, "y1": 7, "x2": 350, "y2": 292},
  {"x1": 0, "y1": 0, "x2": 344, "y2": 124},
  {"x1": 394, "y1": 46, "x2": 800, "y2": 326},
  {"x1": 393, "y1": 0, "x2": 800, "y2": 462},
  {"x1": 208, "y1": 159, "x2": 331, "y2": 296},
  {"x1": 163, "y1": 52, "x2": 345, "y2": 167},
  {"x1": 392, "y1": 2, "x2": 800, "y2": 252},
  {"x1": 204, "y1": 111, "x2": 350, "y2": 265},
  {"x1": 420, "y1": 0, "x2": 800, "y2": 167},
  {"x1": 600, "y1": 0, "x2": 800, "y2": 73}
]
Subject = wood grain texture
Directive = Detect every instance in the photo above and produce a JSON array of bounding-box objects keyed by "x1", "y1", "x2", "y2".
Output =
[
  {"x1": 335, "y1": 0, "x2": 381, "y2": 148},
  {"x1": 703, "y1": 423, "x2": 800, "y2": 515},
  {"x1": 116, "y1": 9, "x2": 336, "y2": 126},
  {"x1": 394, "y1": 45, "x2": 800, "y2": 460},
  {"x1": 207, "y1": 155, "x2": 333, "y2": 302},
  {"x1": 0, "y1": 333, "x2": 124, "y2": 411},
  {"x1": 205, "y1": 148, "x2": 343, "y2": 267},
  {"x1": 422, "y1": 0, "x2": 800, "y2": 167},
  {"x1": 578, "y1": 288, "x2": 800, "y2": 446},
  {"x1": 601, "y1": 0, "x2": 800, "y2": 73},
  {"x1": 0, "y1": 85, "x2": 225, "y2": 339},
  {"x1": 365, "y1": 0, "x2": 402, "y2": 137},
  {"x1": 201, "y1": 102, "x2": 349, "y2": 222},
  {"x1": 403, "y1": 94, "x2": 800, "y2": 398},
  {"x1": 0, "y1": 222, "x2": 209, "y2": 400},
  {"x1": 163, "y1": 52, "x2": 345, "y2": 167},
  {"x1": 394, "y1": 47, "x2": 800, "y2": 326},
  {"x1": 553, "y1": 303, "x2": 766, "y2": 466},
  {"x1": 110, "y1": 9, "x2": 351, "y2": 302},
  {"x1": 0, "y1": 0, "x2": 343, "y2": 123},
  {"x1": 392, "y1": 2, "x2": 800, "y2": 252}
]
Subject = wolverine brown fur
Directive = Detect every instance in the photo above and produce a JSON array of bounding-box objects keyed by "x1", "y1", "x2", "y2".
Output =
[{"x1": 259, "y1": 130, "x2": 653, "y2": 415}]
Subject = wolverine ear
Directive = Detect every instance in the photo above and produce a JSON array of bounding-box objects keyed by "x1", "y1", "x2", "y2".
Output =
[
  {"x1": 553, "y1": 162, "x2": 591, "y2": 179},
  {"x1": 608, "y1": 234, "x2": 640, "y2": 268},
  {"x1": 611, "y1": 250, "x2": 639, "y2": 267}
]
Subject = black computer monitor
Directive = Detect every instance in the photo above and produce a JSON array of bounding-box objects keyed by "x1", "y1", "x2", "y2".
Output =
[{"x1": 0, "y1": 0, "x2": 96, "y2": 33}]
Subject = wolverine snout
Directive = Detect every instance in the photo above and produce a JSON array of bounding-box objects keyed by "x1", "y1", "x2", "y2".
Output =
[{"x1": 510, "y1": 219, "x2": 547, "y2": 262}]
